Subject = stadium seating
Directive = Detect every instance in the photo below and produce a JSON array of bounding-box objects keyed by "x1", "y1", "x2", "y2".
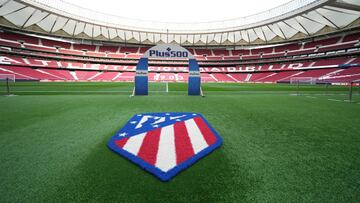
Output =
[
  {"x1": 176, "y1": 73, "x2": 188, "y2": 81},
  {"x1": 115, "y1": 72, "x2": 135, "y2": 81},
  {"x1": 248, "y1": 72, "x2": 275, "y2": 82},
  {"x1": 292, "y1": 68, "x2": 339, "y2": 78},
  {"x1": 91, "y1": 72, "x2": 119, "y2": 81},
  {"x1": 228, "y1": 73, "x2": 248, "y2": 82},
  {"x1": 258, "y1": 71, "x2": 303, "y2": 83},
  {"x1": 1, "y1": 66, "x2": 60, "y2": 80},
  {"x1": 251, "y1": 47, "x2": 273, "y2": 55},
  {"x1": 195, "y1": 49, "x2": 212, "y2": 56},
  {"x1": 0, "y1": 52, "x2": 359, "y2": 82},
  {"x1": 0, "y1": 67, "x2": 34, "y2": 80},
  {"x1": 274, "y1": 43, "x2": 301, "y2": 52},
  {"x1": 212, "y1": 73, "x2": 236, "y2": 82},
  {"x1": 74, "y1": 70, "x2": 99, "y2": 81},
  {"x1": 0, "y1": 39, "x2": 21, "y2": 48},
  {"x1": 343, "y1": 33, "x2": 360, "y2": 42},
  {"x1": 120, "y1": 47, "x2": 139, "y2": 54},
  {"x1": 41, "y1": 39, "x2": 71, "y2": 49},
  {"x1": 99, "y1": 45, "x2": 119, "y2": 53},
  {"x1": 24, "y1": 44, "x2": 57, "y2": 52},
  {"x1": 313, "y1": 58, "x2": 349, "y2": 66},
  {"x1": 39, "y1": 69, "x2": 75, "y2": 80},
  {"x1": 73, "y1": 44, "x2": 96, "y2": 52},
  {"x1": 0, "y1": 32, "x2": 39, "y2": 44},
  {"x1": 1, "y1": 31, "x2": 359, "y2": 64},
  {"x1": 0, "y1": 30, "x2": 359, "y2": 83},
  {"x1": 303, "y1": 37, "x2": 341, "y2": 49},
  {"x1": 212, "y1": 49, "x2": 230, "y2": 56},
  {"x1": 200, "y1": 73, "x2": 217, "y2": 82},
  {"x1": 231, "y1": 49, "x2": 250, "y2": 56}
]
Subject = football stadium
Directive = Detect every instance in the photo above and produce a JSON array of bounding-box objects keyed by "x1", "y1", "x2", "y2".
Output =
[{"x1": 1, "y1": 0, "x2": 360, "y2": 201}]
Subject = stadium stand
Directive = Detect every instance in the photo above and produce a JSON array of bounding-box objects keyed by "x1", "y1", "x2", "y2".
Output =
[{"x1": 0, "y1": 29, "x2": 359, "y2": 83}]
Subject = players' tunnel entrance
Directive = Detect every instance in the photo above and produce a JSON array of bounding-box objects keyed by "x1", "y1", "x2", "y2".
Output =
[{"x1": 134, "y1": 44, "x2": 200, "y2": 96}]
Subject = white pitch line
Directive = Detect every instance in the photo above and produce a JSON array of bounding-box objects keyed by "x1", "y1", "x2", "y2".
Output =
[
  {"x1": 327, "y1": 99, "x2": 342, "y2": 102},
  {"x1": 8, "y1": 90, "x2": 167, "y2": 93},
  {"x1": 9, "y1": 90, "x2": 130, "y2": 92},
  {"x1": 306, "y1": 96, "x2": 317, "y2": 99}
]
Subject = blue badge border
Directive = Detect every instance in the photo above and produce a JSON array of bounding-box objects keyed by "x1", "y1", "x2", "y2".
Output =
[{"x1": 107, "y1": 112, "x2": 222, "y2": 182}]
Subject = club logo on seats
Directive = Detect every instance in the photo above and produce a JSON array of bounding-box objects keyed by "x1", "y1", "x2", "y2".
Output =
[{"x1": 108, "y1": 112, "x2": 222, "y2": 181}]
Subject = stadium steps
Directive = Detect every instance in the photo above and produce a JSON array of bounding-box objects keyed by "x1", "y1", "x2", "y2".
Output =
[
  {"x1": 86, "y1": 72, "x2": 101, "y2": 80},
  {"x1": 112, "y1": 73, "x2": 122, "y2": 81},
  {"x1": 36, "y1": 69, "x2": 65, "y2": 80},
  {"x1": 254, "y1": 73, "x2": 277, "y2": 82},
  {"x1": 38, "y1": 69, "x2": 74, "y2": 80},
  {"x1": 245, "y1": 74, "x2": 252, "y2": 82},
  {"x1": 70, "y1": 71, "x2": 78, "y2": 80},
  {"x1": 345, "y1": 58, "x2": 356, "y2": 64},
  {"x1": 0, "y1": 67, "x2": 36, "y2": 80},
  {"x1": 227, "y1": 74, "x2": 240, "y2": 82},
  {"x1": 209, "y1": 74, "x2": 218, "y2": 82}
]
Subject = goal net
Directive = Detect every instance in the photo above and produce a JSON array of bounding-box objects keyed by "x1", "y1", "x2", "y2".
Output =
[
  {"x1": 0, "y1": 74, "x2": 15, "y2": 95},
  {"x1": 0, "y1": 74, "x2": 15, "y2": 82},
  {"x1": 290, "y1": 77, "x2": 317, "y2": 85}
]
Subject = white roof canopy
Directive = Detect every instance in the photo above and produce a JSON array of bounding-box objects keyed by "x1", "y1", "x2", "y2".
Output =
[{"x1": 0, "y1": 0, "x2": 359, "y2": 45}]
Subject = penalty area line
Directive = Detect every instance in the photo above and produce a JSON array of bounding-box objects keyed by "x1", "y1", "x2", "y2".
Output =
[
  {"x1": 327, "y1": 99, "x2": 342, "y2": 102},
  {"x1": 3, "y1": 94, "x2": 17, "y2": 97}
]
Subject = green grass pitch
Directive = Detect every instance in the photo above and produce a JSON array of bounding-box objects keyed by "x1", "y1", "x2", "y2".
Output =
[{"x1": 1, "y1": 82, "x2": 360, "y2": 202}]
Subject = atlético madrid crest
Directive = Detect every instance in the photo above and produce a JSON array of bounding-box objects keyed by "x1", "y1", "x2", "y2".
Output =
[{"x1": 108, "y1": 112, "x2": 222, "y2": 181}]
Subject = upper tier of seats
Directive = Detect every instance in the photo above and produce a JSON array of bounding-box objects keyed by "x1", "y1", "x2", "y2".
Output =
[{"x1": 0, "y1": 31, "x2": 359, "y2": 61}]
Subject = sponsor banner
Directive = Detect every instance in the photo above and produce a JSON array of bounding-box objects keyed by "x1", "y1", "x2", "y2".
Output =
[
  {"x1": 189, "y1": 71, "x2": 200, "y2": 77},
  {"x1": 143, "y1": 44, "x2": 194, "y2": 59},
  {"x1": 108, "y1": 112, "x2": 222, "y2": 181},
  {"x1": 136, "y1": 70, "x2": 148, "y2": 76}
]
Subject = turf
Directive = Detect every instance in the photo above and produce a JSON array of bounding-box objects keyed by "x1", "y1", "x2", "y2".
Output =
[
  {"x1": 1, "y1": 82, "x2": 360, "y2": 202},
  {"x1": 1, "y1": 82, "x2": 352, "y2": 95}
]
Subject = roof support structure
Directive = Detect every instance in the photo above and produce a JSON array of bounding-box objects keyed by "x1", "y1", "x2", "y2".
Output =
[
  {"x1": 314, "y1": 10, "x2": 340, "y2": 30},
  {"x1": 327, "y1": 0, "x2": 360, "y2": 12}
]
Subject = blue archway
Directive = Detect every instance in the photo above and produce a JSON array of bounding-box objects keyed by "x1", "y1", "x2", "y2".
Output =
[{"x1": 134, "y1": 44, "x2": 200, "y2": 96}]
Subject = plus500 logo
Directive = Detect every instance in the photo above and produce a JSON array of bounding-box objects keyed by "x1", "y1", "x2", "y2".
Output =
[{"x1": 149, "y1": 49, "x2": 189, "y2": 58}]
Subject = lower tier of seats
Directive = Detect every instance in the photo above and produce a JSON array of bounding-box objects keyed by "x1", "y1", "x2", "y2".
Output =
[{"x1": 1, "y1": 66, "x2": 359, "y2": 83}]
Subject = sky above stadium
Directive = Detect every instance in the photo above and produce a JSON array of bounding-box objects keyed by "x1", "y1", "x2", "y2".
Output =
[{"x1": 66, "y1": 0, "x2": 291, "y2": 23}]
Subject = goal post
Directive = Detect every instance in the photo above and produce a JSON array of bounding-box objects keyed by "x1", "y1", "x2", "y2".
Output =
[
  {"x1": 348, "y1": 80, "x2": 360, "y2": 103},
  {"x1": 0, "y1": 74, "x2": 15, "y2": 95},
  {"x1": 290, "y1": 77, "x2": 317, "y2": 85},
  {"x1": 290, "y1": 77, "x2": 317, "y2": 96}
]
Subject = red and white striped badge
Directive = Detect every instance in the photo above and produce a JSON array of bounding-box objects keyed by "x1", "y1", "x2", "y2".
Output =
[{"x1": 108, "y1": 113, "x2": 222, "y2": 181}]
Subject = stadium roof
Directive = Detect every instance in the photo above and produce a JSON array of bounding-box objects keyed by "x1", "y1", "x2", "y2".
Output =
[{"x1": 0, "y1": 0, "x2": 359, "y2": 46}]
